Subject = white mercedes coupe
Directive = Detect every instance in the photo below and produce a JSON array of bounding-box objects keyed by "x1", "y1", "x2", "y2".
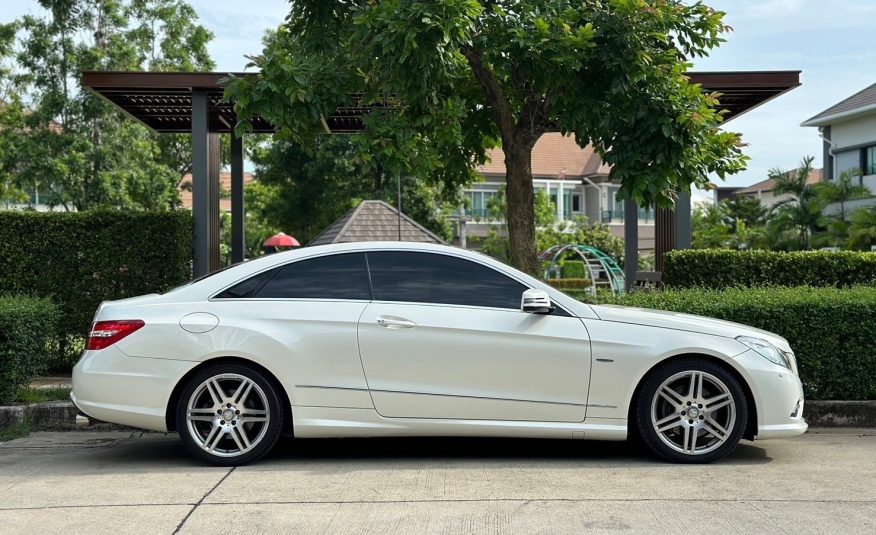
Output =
[{"x1": 72, "y1": 242, "x2": 807, "y2": 465}]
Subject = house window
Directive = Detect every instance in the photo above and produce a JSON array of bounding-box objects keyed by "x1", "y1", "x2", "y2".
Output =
[
  {"x1": 572, "y1": 193, "x2": 582, "y2": 213},
  {"x1": 866, "y1": 146, "x2": 876, "y2": 176},
  {"x1": 466, "y1": 189, "x2": 497, "y2": 219}
]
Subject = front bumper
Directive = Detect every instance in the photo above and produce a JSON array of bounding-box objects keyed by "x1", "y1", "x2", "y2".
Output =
[
  {"x1": 732, "y1": 349, "x2": 808, "y2": 440},
  {"x1": 72, "y1": 345, "x2": 197, "y2": 432}
]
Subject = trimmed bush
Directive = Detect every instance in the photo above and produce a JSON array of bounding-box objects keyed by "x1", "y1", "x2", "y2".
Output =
[
  {"x1": 547, "y1": 278, "x2": 592, "y2": 289},
  {"x1": 664, "y1": 250, "x2": 876, "y2": 289},
  {"x1": 0, "y1": 211, "x2": 193, "y2": 341},
  {"x1": 0, "y1": 296, "x2": 59, "y2": 404},
  {"x1": 601, "y1": 286, "x2": 876, "y2": 400}
]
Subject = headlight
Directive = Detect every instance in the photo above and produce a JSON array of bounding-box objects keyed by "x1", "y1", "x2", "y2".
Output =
[{"x1": 736, "y1": 336, "x2": 792, "y2": 369}]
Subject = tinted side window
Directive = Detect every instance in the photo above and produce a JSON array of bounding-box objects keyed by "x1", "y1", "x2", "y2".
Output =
[
  {"x1": 214, "y1": 268, "x2": 279, "y2": 298},
  {"x1": 367, "y1": 251, "x2": 526, "y2": 309},
  {"x1": 254, "y1": 253, "x2": 370, "y2": 300}
]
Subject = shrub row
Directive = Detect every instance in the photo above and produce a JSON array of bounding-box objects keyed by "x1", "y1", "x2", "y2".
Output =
[
  {"x1": 0, "y1": 296, "x2": 59, "y2": 404},
  {"x1": 601, "y1": 286, "x2": 876, "y2": 400},
  {"x1": 0, "y1": 211, "x2": 193, "y2": 341},
  {"x1": 664, "y1": 250, "x2": 876, "y2": 289}
]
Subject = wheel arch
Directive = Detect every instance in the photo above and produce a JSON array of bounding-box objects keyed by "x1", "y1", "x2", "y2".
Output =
[
  {"x1": 626, "y1": 353, "x2": 758, "y2": 441},
  {"x1": 165, "y1": 356, "x2": 293, "y2": 434}
]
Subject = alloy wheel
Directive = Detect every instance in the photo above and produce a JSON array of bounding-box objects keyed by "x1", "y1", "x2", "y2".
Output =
[
  {"x1": 185, "y1": 373, "x2": 271, "y2": 458},
  {"x1": 650, "y1": 370, "x2": 737, "y2": 456}
]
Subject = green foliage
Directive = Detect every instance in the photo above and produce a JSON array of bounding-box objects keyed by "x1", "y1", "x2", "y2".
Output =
[
  {"x1": 602, "y1": 286, "x2": 876, "y2": 400},
  {"x1": 1, "y1": 1, "x2": 214, "y2": 210},
  {"x1": 0, "y1": 211, "x2": 193, "y2": 345},
  {"x1": 0, "y1": 296, "x2": 59, "y2": 404},
  {"x1": 249, "y1": 136, "x2": 458, "y2": 243},
  {"x1": 848, "y1": 207, "x2": 876, "y2": 251},
  {"x1": 15, "y1": 387, "x2": 71, "y2": 404},
  {"x1": 663, "y1": 249, "x2": 876, "y2": 289},
  {"x1": 227, "y1": 0, "x2": 747, "y2": 271}
]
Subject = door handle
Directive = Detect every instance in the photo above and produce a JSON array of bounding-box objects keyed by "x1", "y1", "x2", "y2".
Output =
[{"x1": 376, "y1": 316, "x2": 417, "y2": 329}]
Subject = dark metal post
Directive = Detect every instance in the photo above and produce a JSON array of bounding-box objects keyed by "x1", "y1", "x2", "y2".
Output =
[
  {"x1": 192, "y1": 90, "x2": 221, "y2": 277},
  {"x1": 624, "y1": 198, "x2": 638, "y2": 291},
  {"x1": 397, "y1": 174, "x2": 402, "y2": 241},
  {"x1": 192, "y1": 90, "x2": 210, "y2": 277},
  {"x1": 676, "y1": 191, "x2": 692, "y2": 250},
  {"x1": 208, "y1": 132, "x2": 221, "y2": 271},
  {"x1": 231, "y1": 133, "x2": 245, "y2": 264}
]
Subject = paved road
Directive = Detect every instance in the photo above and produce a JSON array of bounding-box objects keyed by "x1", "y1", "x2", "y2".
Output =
[{"x1": 0, "y1": 430, "x2": 874, "y2": 534}]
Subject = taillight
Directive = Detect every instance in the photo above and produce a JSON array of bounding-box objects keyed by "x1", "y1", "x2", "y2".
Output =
[{"x1": 87, "y1": 320, "x2": 145, "y2": 350}]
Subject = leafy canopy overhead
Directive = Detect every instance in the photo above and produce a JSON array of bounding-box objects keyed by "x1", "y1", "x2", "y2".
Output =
[{"x1": 228, "y1": 0, "x2": 748, "y2": 208}]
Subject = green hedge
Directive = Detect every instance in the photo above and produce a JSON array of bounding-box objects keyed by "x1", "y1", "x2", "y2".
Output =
[
  {"x1": 0, "y1": 211, "x2": 193, "y2": 341},
  {"x1": 0, "y1": 296, "x2": 59, "y2": 404},
  {"x1": 664, "y1": 250, "x2": 876, "y2": 289},
  {"x1": 602, "y1": 286, "x2": 876, "y2": 400}
]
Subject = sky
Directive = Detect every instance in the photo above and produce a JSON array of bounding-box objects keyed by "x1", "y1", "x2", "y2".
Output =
[{"x1": 3, "y1": 0, "x2": 875, "y2": 188}]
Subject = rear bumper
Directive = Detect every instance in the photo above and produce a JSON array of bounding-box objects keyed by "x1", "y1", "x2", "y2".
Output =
[{"x1": 72, "y1": 345, "x2": 197, "y2": 432}]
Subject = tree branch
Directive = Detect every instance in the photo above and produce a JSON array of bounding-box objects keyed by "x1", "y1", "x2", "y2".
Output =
[{"x1": 461, "y1": 46, "x2": 516, "y2": 140}]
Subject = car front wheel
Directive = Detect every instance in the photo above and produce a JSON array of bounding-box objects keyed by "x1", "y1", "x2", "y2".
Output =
[
  {"x1": 176, "y1": 364, "x2": 284, "y2": 466},
  {"x1": 636, "y1": 359, "x2": 747, "y2": 463}
]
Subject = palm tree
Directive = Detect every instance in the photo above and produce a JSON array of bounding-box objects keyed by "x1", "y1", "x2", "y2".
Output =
[
  {"x1": 720, "y1": 196, "x2": 769, "y2": 232},
  {"x1": 770, "y1": 156, "x2": 825, "y2": 250},
  {"x1": 814, "y1": 168, "x2": 871, "y2": 222}
]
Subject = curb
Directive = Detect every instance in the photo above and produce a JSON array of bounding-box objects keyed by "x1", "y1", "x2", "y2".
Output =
[
  {"x1": 3, "y1": 400, "x2": 876, "y2": 432},
  {"x1": 0, "y1": 401, "x2": 129, "y2": 432},
  {"x1": 803, "y1": 401, "x2": 876, "y2": 428}
]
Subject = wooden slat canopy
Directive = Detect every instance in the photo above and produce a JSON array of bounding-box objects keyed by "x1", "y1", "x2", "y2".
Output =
[{"x1": 82, "y1": 70, "x2": 801, "y2": 134}]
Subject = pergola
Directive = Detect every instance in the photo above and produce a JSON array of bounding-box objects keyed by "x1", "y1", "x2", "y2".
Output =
[{"x1": 82, "y1": 70, "x2": 800, "y2": 281}]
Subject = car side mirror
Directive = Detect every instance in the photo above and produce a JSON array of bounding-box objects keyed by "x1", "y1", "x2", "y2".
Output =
[{"x1": 521, "y1": 289, "x2": 553, "y2": 314}]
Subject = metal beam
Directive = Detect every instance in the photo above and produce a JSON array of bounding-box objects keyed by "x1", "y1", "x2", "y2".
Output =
[
  {"x1": 624, "y1": 199, "x2": 638, "y2": 292},
  {"x1": 231, "y1": 133, "x2": 245, "y2": 264}
]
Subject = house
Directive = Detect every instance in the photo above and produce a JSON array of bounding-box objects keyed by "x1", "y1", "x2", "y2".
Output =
[
  {"x1": 732, "y1": 168, "x2": 823, "y2": 208},
  {"x1": 455, "y1": 133, "x2": 656, "y2": 252},
  {"x1": 802, "y1": 82, "x2": 876, "y2": 212},
  {"x1": 310, "y1": 200, "x2": 447, "y2": 245},
  {"x1": 179, "y1": 171, "x2": 255, "y2": 212}
]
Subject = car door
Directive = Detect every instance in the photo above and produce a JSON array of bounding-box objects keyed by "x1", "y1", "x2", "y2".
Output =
[
  {"x1": 357, "y1": 251, "x2": 591, "y2": 423},
  {"x1": 208, "y1": 252, "x2": 374, "y2": 410}
]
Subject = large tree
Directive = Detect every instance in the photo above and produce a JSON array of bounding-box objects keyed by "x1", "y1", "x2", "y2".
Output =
[
  {"x1": 228, "y1": 0, "x2": 747, "y2": 273},
  {"x1": 2, "y1": 0, "x2": 214, "y2": 210}
]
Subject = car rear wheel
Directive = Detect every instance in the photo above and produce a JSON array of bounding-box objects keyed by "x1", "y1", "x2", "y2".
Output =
[
  {"x1": 176, "y1": 364, "x2": 283, "y2": 466},
  {"x1": 636, "y1": 359, "x2": 747, "y2": 463}
]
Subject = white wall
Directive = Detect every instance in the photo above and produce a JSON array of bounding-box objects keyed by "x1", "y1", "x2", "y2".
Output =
[{"x1": 831, "y1": 113, "x2": 876, "y2": 149}]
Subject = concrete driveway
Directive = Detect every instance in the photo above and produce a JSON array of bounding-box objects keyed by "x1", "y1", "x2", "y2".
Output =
[{"x1": 0, "y1": 430, "x2": 874, "y2": 534}]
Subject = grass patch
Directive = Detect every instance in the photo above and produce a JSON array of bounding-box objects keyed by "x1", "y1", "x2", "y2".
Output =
[
  {"x1": 14, "y1": 387, "x2": 72, "y2": 404},
  {"x1": 0, "y1": 419, "x2": 30, "y2": 442}
]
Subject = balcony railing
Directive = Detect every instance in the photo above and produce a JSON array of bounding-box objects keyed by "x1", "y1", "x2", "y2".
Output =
[{"x1": 601, "y1": 209, "x2": 654, "y2": 224}]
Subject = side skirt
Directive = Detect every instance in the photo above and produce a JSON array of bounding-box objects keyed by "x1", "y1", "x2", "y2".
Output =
[{"x1": 291, "y1": 406, "x2": 628, "y2": 441}]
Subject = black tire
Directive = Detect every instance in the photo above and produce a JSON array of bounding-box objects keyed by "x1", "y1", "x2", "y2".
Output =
[
  {"x1": 635, "y1": 359, "x2": 748, "y2": 464},
  {"x1": 176, "y1": 363, "x2": 284, "y2": 466}
]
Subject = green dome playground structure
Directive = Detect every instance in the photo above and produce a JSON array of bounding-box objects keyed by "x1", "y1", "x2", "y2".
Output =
[{"x1": 539, "y1": 244, "x2": 625, "y2": 297}]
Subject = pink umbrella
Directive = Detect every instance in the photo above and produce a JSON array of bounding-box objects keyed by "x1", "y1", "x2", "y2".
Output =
[{"x1": 263, "y1": 232, "x2": 301, "y2": 248}]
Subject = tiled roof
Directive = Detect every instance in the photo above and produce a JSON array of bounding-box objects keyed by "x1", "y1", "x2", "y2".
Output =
[
  {"x1": 308, "y1": 200, "x2": 447, "y2": 246},
  {"x1": 477, "y1": 133, "x2": 610, "y2": 179},
  {"x1": 179, "y1": 172, "x2": 255, "y2": 211},
  {"x1": 802, "y1": 82, "x2": 876, "y2": 126},
  {"x1": 736, "y1": 168, "x2": 823, "y2": 195}
]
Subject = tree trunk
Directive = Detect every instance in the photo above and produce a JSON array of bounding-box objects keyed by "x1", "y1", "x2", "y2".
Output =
[{"x1": 504, "y1": 140, "x2": 540, "y2": 275}]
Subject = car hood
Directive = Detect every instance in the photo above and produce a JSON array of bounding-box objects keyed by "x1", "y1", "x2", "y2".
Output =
[{"x1": 588, "y1": 304, "x2": 791, "y2": 350}]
